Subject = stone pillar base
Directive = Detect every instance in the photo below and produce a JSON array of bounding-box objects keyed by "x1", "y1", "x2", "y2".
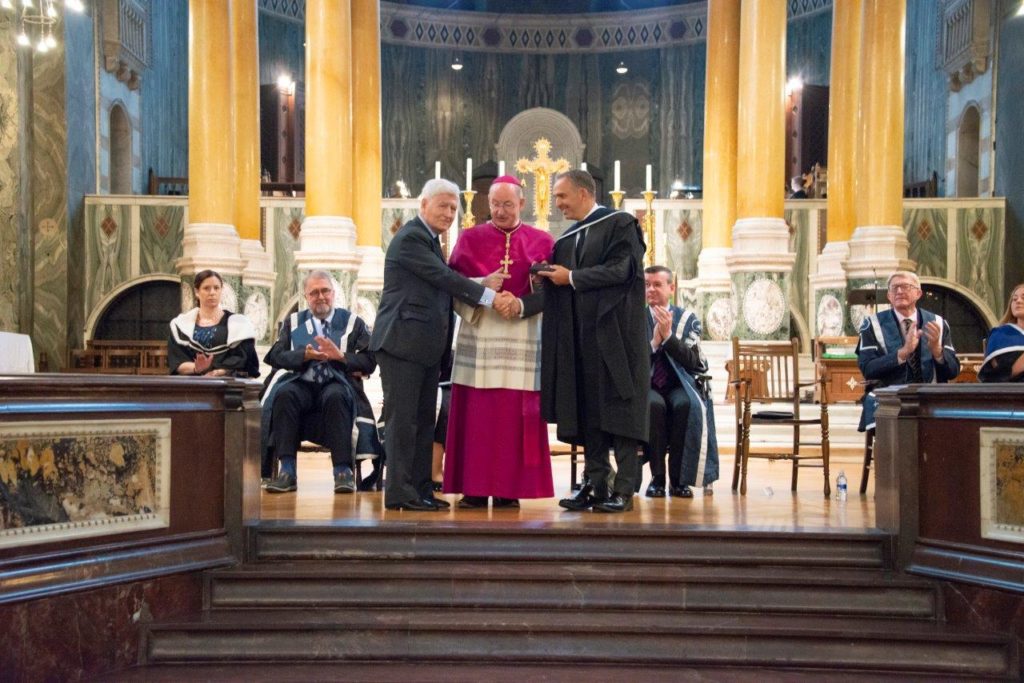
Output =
[
  {"x1": 293, "y1": 215, "x2": 362, "y2": 310},
  {"x1": 176, "y1": 222, "x2": 244, "y2": 313},
  {"x1": 693, "y1": 246, "x2": 735, "y2": 342},
  {"x1": 726, "y1": 217, "x2": 795, "y2": 340},
  {"x1": 845, "y1": 225, "x2": 915, "y2": 280},
  {"x1": 809, "y1": 240, "x2": 852, "y2": 336}
]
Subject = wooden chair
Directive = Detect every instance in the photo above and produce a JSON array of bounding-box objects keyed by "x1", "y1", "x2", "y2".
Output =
[
  {"x1": 550, "y1": 443, "x2": 586, "y2": 490},
  {"x1": 729, "y1": 337, "x2": 831, "y2": 497},
  {"x1": 70, "y1": 349, "x2": 106, "y2": 372},
  {"x1": 104, "y1": 349, "x2": 142, "y2": 374},
  {"x1": 141, "y1": 348, "x2": 169, "y2": 375}
]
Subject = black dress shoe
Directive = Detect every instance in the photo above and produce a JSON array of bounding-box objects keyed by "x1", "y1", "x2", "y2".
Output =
[
  {"x1": 385, "y1": 499, "x2": 438, "y2": 511},
  {"x1": 432, "y1": 481, "x2": 444, "y2": 492},
  {"x1": 457, "y1": 495, "x2": 488, "y2": 509},
  {"x1": 645, "y1": 484, "x2": 666, "y2": 498},
  {"x1": 427, "y1": 496, "x2": 451, "y2": 509},
  {"x1": 669, "y1": 485, "x2": 694, "y2": 498},
  {"x1": 559, "y1": 484, "x2": 598, "y2": 511},
  {"x1": 492, "y1": 497, "x2": 520, "y2": 509},
  {"x1": 593, "y1": 494, "x2": 634, "y2": 513},
  {"x1": 265, "y1": 472, "x2": 297, "y2": 493},
  {"x1": 333, "y1": 467, "x2": 356, "y2": 494}
]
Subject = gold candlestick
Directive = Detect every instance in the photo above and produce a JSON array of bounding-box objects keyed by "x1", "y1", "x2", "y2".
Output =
[
  {"x1": 609, "y1": 190, "x2": 625, "y2": 210},
  {"x1": 641, "y1": 190, "x2": 657, "y2": 266},
  {"x1": 461, "y1": 190, "x2": 477, "y2": 229}
]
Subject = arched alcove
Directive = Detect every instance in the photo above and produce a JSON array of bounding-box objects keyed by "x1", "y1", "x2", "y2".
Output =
[
  {"x1": 92, "y1": 279, "x2": 181, "y2": 340},
  {"x1": 919, "y1": 282, "x2": 990, "y2": 353},
  {"x1": 110, "y1": 104, "x2": 133, "y2": 194},
  {"x1": 955, "y1": 104, "x2": 980, "y2": 198}
]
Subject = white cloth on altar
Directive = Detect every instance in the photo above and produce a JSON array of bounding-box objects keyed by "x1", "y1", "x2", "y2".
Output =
[{"x1": 0, "y1": 332, "x2": 35, "y2": 373}]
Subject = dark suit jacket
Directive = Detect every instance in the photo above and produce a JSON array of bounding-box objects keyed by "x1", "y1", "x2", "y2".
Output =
[{"x1": 370, "y1": 216, "x2": 487, "y2": 367}]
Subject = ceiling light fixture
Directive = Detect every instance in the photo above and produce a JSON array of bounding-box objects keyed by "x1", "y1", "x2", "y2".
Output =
[
  {"x1": 615, "y1": 61, "x2": 628, "y2": 75},
  {"x1": 451, "y1": 55, "x2": 463, "y2": 71},
  {"x1": 3, "y1": 0, "x2": 86, "y2": 54}
]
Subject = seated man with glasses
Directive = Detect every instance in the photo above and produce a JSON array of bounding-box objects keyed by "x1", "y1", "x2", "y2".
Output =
[
  {"x1": 855, "y1": 270, "x2": 960, "y2": 432},
  {"x1": 261, "y1": 270, "x2": 380, "y2": 494}
]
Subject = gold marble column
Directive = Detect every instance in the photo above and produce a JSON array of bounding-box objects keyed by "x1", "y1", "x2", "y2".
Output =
[
  {"x1": 352, "y1": 0, "x2": 382, "y2": 249},
  {"x1": 826, "y1": 0, "x2": 863, "y2": 244},
  {"x1": 294, "y1": 0, "x2": 361, "y2": 303},
  {"x1": 187, "y1": 0, "x2": 234, "y2": 228},
  {"x1": 810, "y1": 0, "x2": 864, "y2": 336},
  {"x1": 306, "y1": 0, "x2": 353, "y2": 219},
  {"x1": 726, "y1": 0, "x2": 793, "y2": 341},
  {"x1": 846, "y1": 0, "x2": 913, "y2": 280},
  {"x1": 697, "y1": 0, "x2": 741, "y2": 342},
  {"x1": 231, "y1": 0, "x2": 260, "y2": 242},
  {"x1": 179, "y1": 0, "x2": 244, "y2": 301}
]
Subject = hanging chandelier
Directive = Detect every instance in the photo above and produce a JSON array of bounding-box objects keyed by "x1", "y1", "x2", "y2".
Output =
[{"x1": 2, "y1": 0, "x2": 86, "y2": 54}]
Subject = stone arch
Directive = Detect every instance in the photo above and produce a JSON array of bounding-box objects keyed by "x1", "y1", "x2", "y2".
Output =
[
  {"x1": 109, "y1": 102, "x2": 133, "y2": 194},
  {"x1": 955, "y1": 103, "x2": 981, "y2": 198},
  {"x1": 83, "y1": 275, "x2": 181, "y2": 343},
  {"x1": 496, "y1": 108, "x2": 585, "y2": 225}
]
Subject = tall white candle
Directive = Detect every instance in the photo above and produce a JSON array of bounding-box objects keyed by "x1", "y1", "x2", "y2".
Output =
[
  {"x1": 614, "y1": 160, "x2": 621, "y2": 192},
  {"x1": 434, "y1": 161, "x2": 441, "y2": 180},
  {"x1": 498, "y1": 160, "x2": 505, "y2": 176},
  {"x1": 646, "y1": 164, "x2": 652, "y2": 192},
  {"x1": 580, "y1": 162, "x2": 587, "y2": 172},
  {"x1": 466, "y1": 158, "x2": 473, "y2": 191}
]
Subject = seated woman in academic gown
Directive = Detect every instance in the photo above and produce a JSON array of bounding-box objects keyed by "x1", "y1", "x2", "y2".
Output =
[
  {"x1": 168, "y1": 269, "x2": 260, "y2": 378},
  {"x1": 980, "y1": 283, "x2": 1024, "y2": 383}
]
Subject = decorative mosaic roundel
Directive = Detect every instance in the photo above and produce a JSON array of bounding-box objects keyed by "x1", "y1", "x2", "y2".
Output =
[
  {"x1": 220, "y1": 282, "x2": 238, "y2": 314},
  {"x1": 849, "y1": 305, "x2": 869, "y2": 334},
  {"x1": 244, "y1": 291, "x2": 270, "y2": 342},
  {"x1": 742, "y1": 278, "x2": 786, "y2": 335},
  {"x1": 816, "y1": 294, "x2": 845, "y2": 337},
  {"x1": 705, "y1": 298, "x2": 735, "y2": 341}
]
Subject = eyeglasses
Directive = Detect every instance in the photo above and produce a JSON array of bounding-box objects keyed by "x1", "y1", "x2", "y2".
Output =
[
  {"x1": 488, "y1": 200, "x2": 517, "y2": 211},
  {"x1": 305, "y1": 287, "x2": 333, "y2": 299},
  {"x1": 888, "y1": 283, "x2": 919, "y2": 293}
]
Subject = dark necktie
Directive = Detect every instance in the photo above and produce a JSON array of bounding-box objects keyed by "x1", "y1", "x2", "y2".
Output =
[
  {"x1": 313, "y1": 318, "x2": 332, "y2": 384},
  {"x1": 574, "y1": 226, "x2": 587, "y2": 263},
  {"x1": 651, "y1": 351, "x2": 672, "y2": 391},
  {"x1": 903, "y1": 318, "x2": 924, "y2": 383}
]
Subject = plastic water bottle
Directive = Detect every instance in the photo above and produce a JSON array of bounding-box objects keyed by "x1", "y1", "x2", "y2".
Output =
[{"x1": 836, "y1": 471, "x2": 848, "y2": 502}]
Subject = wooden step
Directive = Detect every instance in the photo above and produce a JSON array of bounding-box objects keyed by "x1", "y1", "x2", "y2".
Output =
[
  {"x1": 206, "y1": 561, "x2": 938, "y2": 619},
  {"x1": 142, "y1": 608, "x2": 1016, "y2": 678},
  {"x1": 249, "y1": 522, "x2": 892, "y2": 568}
]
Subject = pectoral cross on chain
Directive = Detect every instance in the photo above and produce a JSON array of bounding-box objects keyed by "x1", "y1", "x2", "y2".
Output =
[{"x1": 500, "y1": 231, "x2": 514, "y2": 275}]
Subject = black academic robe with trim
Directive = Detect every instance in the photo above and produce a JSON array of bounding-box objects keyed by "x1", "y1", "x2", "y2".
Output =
[{"x1": 540, "y1": 207, "x2": 650, "y2": 444}]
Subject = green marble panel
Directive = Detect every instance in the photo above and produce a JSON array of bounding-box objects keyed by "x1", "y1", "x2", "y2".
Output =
[
  {"x1": 272, "y1": 207, "x2": 304, "y2": 325},
  {"x1": 786, "y1": 208, "x2": 810, "y2": 331},
  {"x1": 0, "y1": 17, "x2": 18, "y2": 332},
  {"x1": 698, "y1": 291, "x2": 735, "y2": 342},
  {"x1": 662, "y1": 207, "x2": 702, "y2": 280},
  {"x1": 903, "y1": 206, "x2": 947, "y2": 278},
  {"x1": 382, "y1": 206, "x2": 417, "y2": 254},
  {"x1": 237, "y1": 283, "x2": 273, "y2": 345},
  {"x1": 730, "y1": 271, "x2": 790, "y2": 340},
  {"x1": 140, "y1": 205, "x2": 184, "y2": 275},
  {"x1": 812, "y1": 286, "x2": 851, "y2": 336},
  {"x1": 86, "y1": 203, "x2": 131, "y2": 311},
  {"x1": 31, "y1": 47, "x2": 69, "y2": 369},
  {"x1": 956, "y1": 206, "x2": 1005, "y2": 317}
]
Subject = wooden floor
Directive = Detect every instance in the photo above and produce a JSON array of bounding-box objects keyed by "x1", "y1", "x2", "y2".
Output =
[{"x1": 260, "y1": 450, "x2": 875, "y2": 530}]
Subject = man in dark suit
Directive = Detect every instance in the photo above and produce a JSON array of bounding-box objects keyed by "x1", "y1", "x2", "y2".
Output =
[
  {"x1": 642, "y1": 265, "x2": 719, "y2": 499},
  {"x1": 370, "y1": 178, "x2": 514, "y2": 511},
  {"x1": 539, "y1": 169, "x2": 650, "y2": 513}
]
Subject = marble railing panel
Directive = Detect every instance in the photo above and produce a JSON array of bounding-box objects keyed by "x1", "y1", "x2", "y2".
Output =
[
  {"x1": 905, "y1": 205, "x2": 949, "y2": 278},
  {"x1": 956, "y1": 204, "x2": 1005, "y2": 317},
  {"x1": 86, "y1": 202, "x2": 132, "y2": 311},
  {"x1": 139, "y1": 204, "x2": 184, "y2": 275}
]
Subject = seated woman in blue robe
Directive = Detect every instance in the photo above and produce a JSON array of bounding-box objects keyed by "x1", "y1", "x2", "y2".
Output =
[
  {"x1": 979, "y1": 283, "x2": 1024, "y2": 383},
  {"x1": 168, "y1": 269, "x2": 260, "y2": 378}
]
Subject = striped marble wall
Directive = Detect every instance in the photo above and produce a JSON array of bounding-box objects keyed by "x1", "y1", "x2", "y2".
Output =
[{"x1": 0, "y1": 15, "x2": 20, "y2": 333}]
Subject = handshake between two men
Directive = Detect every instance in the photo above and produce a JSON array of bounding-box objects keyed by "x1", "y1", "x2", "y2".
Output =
[{"x1": 480, "y1": 268, "x2": 524, "y2": 320}]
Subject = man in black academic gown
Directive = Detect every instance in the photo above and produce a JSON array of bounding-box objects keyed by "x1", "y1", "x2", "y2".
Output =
[{"x1": 538, "y1": 169, "x2": 650, "y2": 513}]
